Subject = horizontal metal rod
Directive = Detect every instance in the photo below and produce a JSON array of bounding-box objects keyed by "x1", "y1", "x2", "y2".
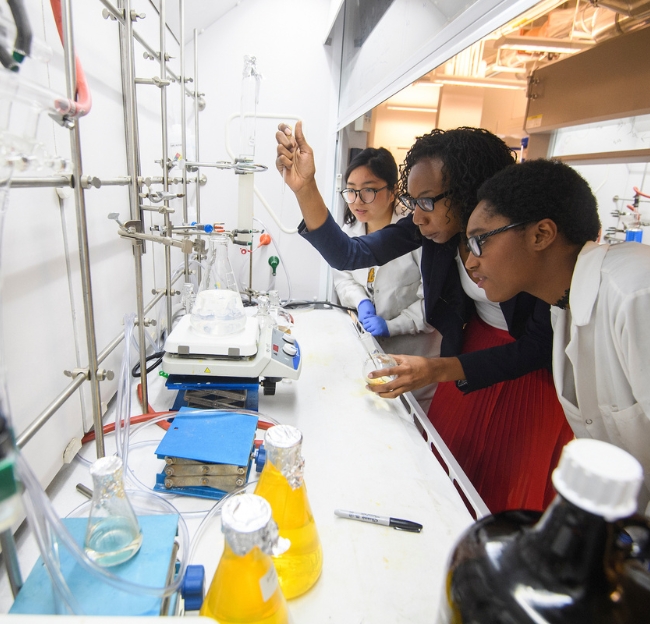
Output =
[
  {"x1": 16, "y1": 285, "x2": 172, "y2": 449},
  {"x1": 11, "y1": 175, "x2": 73, "y2": 188},
  {"x1": 118, "y1": 228, "x2": 189, "y2": 250}
]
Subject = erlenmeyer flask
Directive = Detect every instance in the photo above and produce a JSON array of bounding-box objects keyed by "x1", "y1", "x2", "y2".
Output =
[
  {"x1": 200, "y1": 494, "x2": 290, "y2": 624},
  {"x1": 254, "y1": 425, "x2": 322, "y2": 599},
  {"x1": 190, "y1": 234, "x2": 246, "y2": 336},
  {"x1": 84, "y1": 456, "x2": 142, "y2": 567}
]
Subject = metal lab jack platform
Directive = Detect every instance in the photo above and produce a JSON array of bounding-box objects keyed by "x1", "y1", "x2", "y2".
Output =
[{"x1": 153, "y1": 408, "x2": 259, "y2": 500}]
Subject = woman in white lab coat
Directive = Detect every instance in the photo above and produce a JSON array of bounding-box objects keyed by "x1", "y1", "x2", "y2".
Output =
[
  {"x1": 465, "y1": 158, "x2": 650, "y2": 513},
  {"x1": 333, "y1": 148, "x2": 440, "y2": 410}
]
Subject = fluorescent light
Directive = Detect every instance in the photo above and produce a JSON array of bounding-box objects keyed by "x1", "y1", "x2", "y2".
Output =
[
  {"x1": 496, "y1": 35, "x2": 593, "y2": 54},
  {"x1": 433, "y1": 76, "x2": 525, "y2": 90},
  {"x1": 413, "y1": 81, "x2": 440, "y2": 88},
  {"x1": 386, "y1": 106, "x2": 438, "y2": 113}
]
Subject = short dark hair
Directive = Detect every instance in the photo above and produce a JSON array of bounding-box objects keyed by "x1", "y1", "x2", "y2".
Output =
[
  {"x1": 477, "y1": 159, "x2": 601, "y2": 245},
  {"x1": 343, "y1": 147, "x2": 398, "y2": 225},
  {"x1": 399, "y1": 127, "x2": 516, "y2": 227}
]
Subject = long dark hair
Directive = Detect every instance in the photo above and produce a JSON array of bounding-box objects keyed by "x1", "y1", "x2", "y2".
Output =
[
  {"x1": 398, "y1": 128, "x2": 516, "y2": 227},
  {"x1": 343, "y1": 147, "x2": 398, "y2": 225}
]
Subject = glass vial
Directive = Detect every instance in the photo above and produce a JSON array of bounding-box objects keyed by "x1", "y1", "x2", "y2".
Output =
[
  {"x1": 200, "y1": 494, "x2": 289, "y2": 624},
  {"x1": 238, "y1": 55, "x2": 261, "y2": 162},
  {"x1": 191, "y1": 235, "x2": 246, "y2": 336},
  {"x1": 254, "y1": 425, "x2": 322, "y2": 599},
  {"x1": 84, "y1": 456, "x2": 142, "y2": 567}
]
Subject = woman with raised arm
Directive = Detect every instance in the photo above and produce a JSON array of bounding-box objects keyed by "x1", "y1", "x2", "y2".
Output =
[
  {"x1": 333, "y1": 146, "x2": 440, "y2": 411},
  {"x1": 276, "y1": 122, "x2": 573, "y2": 513}
]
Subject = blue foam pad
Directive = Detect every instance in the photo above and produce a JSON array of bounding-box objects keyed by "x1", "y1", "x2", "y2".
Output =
[
  {"x1": 10, "y1": 514, "x2": 179, "y2": 616},
  {"x1": 155, "y1": 408, "x2": 258, "y2": 466}
]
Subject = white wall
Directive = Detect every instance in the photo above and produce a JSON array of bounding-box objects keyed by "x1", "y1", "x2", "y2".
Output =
[
  {"x1": 2, "y1": 0, "x2": 180, "y2": 488},
  {"x1": 192, "y1": 0, "x2": 338, "y2": 302}
]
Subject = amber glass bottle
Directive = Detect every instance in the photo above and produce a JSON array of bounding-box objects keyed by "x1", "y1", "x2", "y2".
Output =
[{"x1": 438, "y1": 439, "x2": 650, "y2": 623}]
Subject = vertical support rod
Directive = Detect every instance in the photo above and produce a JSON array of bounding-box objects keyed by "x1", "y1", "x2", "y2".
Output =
[
  {"x1": 179, "y1": 0, "x2": 189, "y2": 278},
  {"x1": 193, "y1": 28, "x2": 202, "y2": 284},
  {"x1": 118, "y1": 0, "x2": 149, "y2": 410},
  {"x1": 193, "y1": 28, "x2": 201, "y2": 226},
  {"x1": 159, "y1": 0, "x2": 173, "y2": 336},
  {"x1": 0, "y1": 528, "x2": 22, "y2": 597},
  {"x1": 61, "y1": 0, "x2": 104, "y2": 457}
]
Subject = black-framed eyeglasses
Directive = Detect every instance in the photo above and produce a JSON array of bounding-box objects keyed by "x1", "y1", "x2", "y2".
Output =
[
  {"x1": 398, "y1": 190, "x2": 453, "y2": 212},
  {"x1": 466, "y1": 221, "x2": 531, "y2": 257},
  {"x1": 340, "y1": 186, "x2": 388, "y2": 204}
]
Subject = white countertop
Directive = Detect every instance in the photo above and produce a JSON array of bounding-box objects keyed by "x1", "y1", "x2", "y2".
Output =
[{"x1": 0, "y1": 307, "x2": 477, "y2": 623}]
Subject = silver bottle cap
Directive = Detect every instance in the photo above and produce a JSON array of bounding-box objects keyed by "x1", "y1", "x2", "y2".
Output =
[{"x1": 221, "y1": 494, "x2": 280, "y2": 556}]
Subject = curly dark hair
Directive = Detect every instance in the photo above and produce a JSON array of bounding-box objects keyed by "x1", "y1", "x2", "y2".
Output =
[
  {"x1": 477, "y1": 159, "x2": 601, "y2": 245},
  {"x1": 343, "y1": 147, "x2": 398, "y2": 225},
  {"x1": 398, "y1": 127, "x2": 516, "y2": 227}
]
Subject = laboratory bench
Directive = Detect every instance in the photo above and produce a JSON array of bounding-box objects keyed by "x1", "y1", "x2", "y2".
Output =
[{"x1": 0, "y1": 307, "x2": 484, "y2": 622}]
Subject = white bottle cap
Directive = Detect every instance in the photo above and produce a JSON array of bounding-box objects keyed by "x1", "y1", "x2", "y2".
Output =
[{"x1": 552, "y1": 439, "x2": 643, "y2": 521}]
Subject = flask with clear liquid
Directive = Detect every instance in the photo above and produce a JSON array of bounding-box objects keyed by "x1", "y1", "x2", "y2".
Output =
[
  {"x1": 437, "y1": 438, "x2": 650, "y2": 623},
  {"x1": 84, "y1": 455, "x2": 142, "y2": 567},
  {"x1": 254, "y1": 425, "x2": 322, "y2": 599},
  {"x1": 268, "y1": 290, "x2": 293, "y2": 333},
  {"x1": 200, "y1": 494, "x2": 290, "y2": 624},
  {"x1": 190, "y1": 234, "x2": 246, "y2": 336}
]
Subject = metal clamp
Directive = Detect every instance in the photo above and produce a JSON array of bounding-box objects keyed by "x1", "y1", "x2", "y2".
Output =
[
  {"x1": 63, "y1": 368, "x2": 89, "y2": 380},
  {"x1": 102, "y1": 7, "x2": 123, "y2": 21},
  {"x1": 134, "y1": 317, "x2": 157, "y2": 328},
  {"x1": 81, "y1": 175, "x2": 101, "y2": 189},
  {"x1": 130, "y1": 10, "x2": 145, "y2": 21},
  {"x1": 96, "y1": 369, "x2": 115, "y2": 381}
]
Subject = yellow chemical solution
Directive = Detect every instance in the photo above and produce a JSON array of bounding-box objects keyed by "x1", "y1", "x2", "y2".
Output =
[
  {"x1": 200, "y1": 493, "x2": 289, "y2": 624},
  {"x1": 254, "y1": 459, "x2": 323, "y2": 598},
  {"x1": 200, "y1": 543, "x2": 289, "y2": 624}
]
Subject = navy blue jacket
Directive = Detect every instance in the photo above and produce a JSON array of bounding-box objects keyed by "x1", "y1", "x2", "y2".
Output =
[{"x1": 299, "y1": 212, "x2": 553, "y2": 393}]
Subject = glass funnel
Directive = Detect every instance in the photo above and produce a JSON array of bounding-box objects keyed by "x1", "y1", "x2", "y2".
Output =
[
  {"x1": 190, "y1": 235, "x2": 246, "y2": 336},
  {"x1": 84, "y1": 456, "x2": 142, "y2": 567},
  {"x1": 254, "y1": 425, "x2": 322, "y2": 599},
  {"x1": 200, "y1": 494, "x2": 289, "y2": 623}
]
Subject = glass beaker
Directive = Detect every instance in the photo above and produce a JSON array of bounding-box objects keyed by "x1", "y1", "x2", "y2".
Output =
[
  {"x1": 268, "y1": 290, "x2": 293, "y2": 333},
  {"x1": 84, "y1": 456, "x2": 142, "y2": 567},
  {"x1": 200, "y1": 494, "x2": 289, "y2": 624},
  {"x1": 190, "y1": 235, "x2": 246, "y2": 336},
  {"x1": 362, "y1": 352, "x2": 397, "y2": 385},
  {"x1": 254, "y1": 425, "x2": 322, "y2": 599}
]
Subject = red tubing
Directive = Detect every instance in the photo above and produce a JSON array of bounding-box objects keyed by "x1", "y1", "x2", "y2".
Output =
[{"x1": 49, "y1": 0, "x2": 92, "y2": 117}]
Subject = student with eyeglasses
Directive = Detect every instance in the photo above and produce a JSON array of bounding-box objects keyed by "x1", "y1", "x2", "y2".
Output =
[
  {"x1": 333, "y1": 147, "x2": 441, "y2": 411},
  {"x1": 466, "y1": 158, "x2": 650, "y2": 512},
  {"x1": 276, "y1": 122, "x2": 573, "y2": 514}
]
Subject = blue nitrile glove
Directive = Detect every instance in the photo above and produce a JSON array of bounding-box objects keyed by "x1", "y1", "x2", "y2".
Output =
[
  {"x1": 362, "y1": 315, "x2": 390, "y2": 337},
  {"x1": 357, "y1": 299, "x2": 376, "y2": 322}
]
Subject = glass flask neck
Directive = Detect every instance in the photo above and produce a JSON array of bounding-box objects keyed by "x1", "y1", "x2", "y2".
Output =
[
  {"x1": 520, "y1": 494, "x2": 612, "y2": 586},
  {"x1": 266, "y1": 444, "x2": 304, "y2": 490}
]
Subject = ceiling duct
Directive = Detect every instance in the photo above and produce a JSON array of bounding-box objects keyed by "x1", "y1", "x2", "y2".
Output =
[
  {"x1": 588, "y1": 1, "x2": 650, "y2": 40},
  {"x1": 589, "y1": 0, "x2": 650, "y2": 17}
]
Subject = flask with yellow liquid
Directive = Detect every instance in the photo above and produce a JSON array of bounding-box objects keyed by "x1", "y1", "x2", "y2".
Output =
[
  {"x1": 200, "y1": 494, "x2": 290, "y2": 624},
  {"x1": 254, "y1": 425, "x2": 322, "y2": 599}
]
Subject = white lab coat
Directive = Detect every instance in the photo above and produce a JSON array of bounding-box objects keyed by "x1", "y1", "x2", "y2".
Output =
[
  {"x1": 551, "y1": 241, "x2": 650, "y2": 512},
  {"x1": 332, "y1": 213, "x2": 441, "y2": 410}
]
